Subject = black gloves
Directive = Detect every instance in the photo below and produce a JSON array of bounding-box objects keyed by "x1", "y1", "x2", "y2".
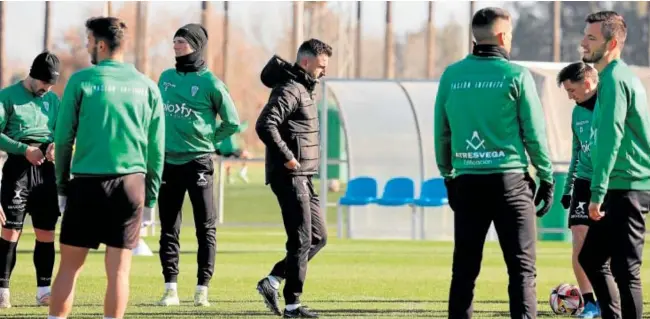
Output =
[
  {"x1": 561, "y1": 194, "x2": 572, "y2": 210},
  {"x1": 534, "y1": 179, "x2": 555, "y2": 217},
  {"x1": 444, "y1": 178, "x2": 458, "y2": 211}
]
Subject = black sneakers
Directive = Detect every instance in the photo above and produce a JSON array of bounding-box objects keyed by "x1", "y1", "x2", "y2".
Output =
[
  {"x1": 283, "y1": 306, "x2": 319, "y2": 318},
  {"x1": 256, "y1": 277, "x2": 282, "y2": 316}
]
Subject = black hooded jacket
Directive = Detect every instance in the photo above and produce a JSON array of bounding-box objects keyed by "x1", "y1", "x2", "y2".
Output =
[{"x1": 255, "y1": 55, "x2": 320, "y2": 183}]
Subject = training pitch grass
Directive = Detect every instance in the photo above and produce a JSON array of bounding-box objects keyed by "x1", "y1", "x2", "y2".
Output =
[{"x1": 3, "y1": 164, "x2": 650, "y2": 318}]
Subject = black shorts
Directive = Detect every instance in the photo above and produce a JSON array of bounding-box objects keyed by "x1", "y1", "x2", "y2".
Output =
[
  {"x1": 217, "y1": 149, "x2": 243, "y2": 158},
  {"x1": 0, "y1": 153, "x2": 59, "y2": 231},
  {"x1": 59, "y1": 173, "x2": 145, "y2": 250},
  {"x1": 569, "y1": 178, "x2": 592, "y2": 228}
]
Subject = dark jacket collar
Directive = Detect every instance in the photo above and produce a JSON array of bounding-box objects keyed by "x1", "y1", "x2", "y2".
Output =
[{"x1": 472, "y1": 44, "x2": 510, "y2": 60}]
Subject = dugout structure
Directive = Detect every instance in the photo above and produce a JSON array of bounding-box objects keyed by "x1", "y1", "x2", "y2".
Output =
[{"x1": 319, "y1": 61, "x2": 650, "y2": 241}]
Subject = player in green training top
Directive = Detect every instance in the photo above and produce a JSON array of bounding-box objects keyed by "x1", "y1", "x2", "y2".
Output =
[
  {"x1": 48, "y1": 17, "x2": 165, "y2": 319},
  {"x1": 557, "y1": 62, "x2": 601, "y2": 318},
  {"x1": 434, "y1": 7, "x2": 555, "y2": 318},
  {"x1": 0, "y1": 51, "x2": 61, "y2": 309},
  {"x1": 155, "y1": 23, "x2": 240, "y2": 308},
  {"x1": 578, "y1": 11, "x2": 650, "y2": 319}
]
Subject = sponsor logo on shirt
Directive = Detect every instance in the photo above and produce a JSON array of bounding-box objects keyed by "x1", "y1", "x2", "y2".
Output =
[
  {"x1": 163, "y1": 102, "x2": 200, "y2": 118},
  {"x1": 162, "y1": 82, "x2": 176, "y2": 91},
  {"x1": 455, "y1": 131, "x2": 506, "y2": 166}
]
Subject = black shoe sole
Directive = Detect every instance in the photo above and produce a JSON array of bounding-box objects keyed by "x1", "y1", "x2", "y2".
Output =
[{"x1": 257, "y1": 282, "x2": 282, "y2": 316}]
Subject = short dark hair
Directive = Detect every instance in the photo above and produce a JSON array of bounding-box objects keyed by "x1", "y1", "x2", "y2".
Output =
[
  {"x1": 585, "y1": 11, "x2": 627, "y2": 43},
  {"x1": 557, "y1": 62, "x2": 598, "y2": 86},
  {"x1": 471, "y1": 7, "x2": 511, "y2": 42},
  {"x1": 296, "y1": 38, "x2": 333, "y2": 61},
  {"x1": 85, "y1": 17, "x2": 127, "y2": 52}
]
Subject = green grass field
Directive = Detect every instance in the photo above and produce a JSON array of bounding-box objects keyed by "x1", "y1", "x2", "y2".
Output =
[{"x1": 2, "y1": 164, "x2": 650, "y2": 318}]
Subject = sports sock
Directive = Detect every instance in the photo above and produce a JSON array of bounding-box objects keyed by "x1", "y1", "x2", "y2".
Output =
[
  {"x1": 34, "y1": 240, "x2": 55, "y2": 287},
  {"x1": 583, "y1": 292, "x2": 596, "y2": 304},
  {"x1": 48, "y1": 316, "x2": 65, "y2": 319},
  {"x1": 286, "y1": 303, "x2": 301, "y2": 311},
  {"x1": 196, "y1": 285, "x2": 208, "y2": 293},
  {"x1": 165, "y1": 282, "x2": 177, "y2": 291},
  {"x1": 240, "y1": 166, "x2": 248, "y2": 176},
  {"x1": 0, "y1": 238, "x2": 18, "y2": 288},
  {"x1": 37, "y1": 286, "x2": 50, "y2": 297}
]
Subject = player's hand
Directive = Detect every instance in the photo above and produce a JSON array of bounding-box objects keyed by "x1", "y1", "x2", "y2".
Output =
[
  {"x1": 589, "y1": 202, "x2": 603, "y2": 221},
  {"x1": 25, "y1": 146, "x2": 45, "y2": 166},
  {"x1": 285, "y1": 158, "x2": 300, "y2": 170},
  {"x1": 534, "y1": 179, "x2": 555, "y2": 217},
  {"x1": 561, "y1": 194, "x2": 572, "y2": 209},
  {"x1": 0, "y1": 205, "x2": 5, "y2": 226},
  {"x1": 45, "y1": 143, "x2": 55, "y2": 162},
  {"x1": 58, "y1": 195, "x2": 67, "y2": 214},
  {"x1": 142, "y1": 206, "x2": 154, "y2": 228}
]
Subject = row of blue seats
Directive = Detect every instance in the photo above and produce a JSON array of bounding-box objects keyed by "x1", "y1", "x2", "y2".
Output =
[{"x1": 338, "y1": 176, "x2": 450, "y2": 208}]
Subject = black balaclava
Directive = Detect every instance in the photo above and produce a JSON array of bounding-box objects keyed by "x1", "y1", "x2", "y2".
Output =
[
  {"x1": 29, "y1": 50, "x2": 60, "y2": 84},
  {"x1": 174, "y1": 23, "x2": 208, "y2": 73}
]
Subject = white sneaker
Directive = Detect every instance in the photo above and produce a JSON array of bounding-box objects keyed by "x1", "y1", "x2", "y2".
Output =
[
  {"x1": 0, "y1": 289, "x2": 10, "y2": 309},
  {"x1": 36, "y1": 291, "x2": 51, "y2": 306},
  {"x1": 194, "y1": 289, "x2": 210, "y2": 307},
  {"x1": 156, "y1": 289, "x2": 180, "y2": 306}
]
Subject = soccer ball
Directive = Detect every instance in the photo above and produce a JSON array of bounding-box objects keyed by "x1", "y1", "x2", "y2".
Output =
[{"x1": 549, "y1": 283, "x2": 585, "y2": 315}]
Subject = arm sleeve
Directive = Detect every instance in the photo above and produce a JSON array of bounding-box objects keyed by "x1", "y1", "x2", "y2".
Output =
[
  {"x1": 255, "y1": 86, "x2": 298, "y2": 163},
  {"x1": 563, "y1": 124, "x2": 580, "y2": 195},
  {"x1": 49, "y1": 96, "x2": 61, "y2": 134},
  {"x1": 54, "y1": 76, "x2": 80, "y2": 195},
  {"x1": 0, "y1": 100, "x2": 28, "y2": 155},
  {"x1": 433, "y1": 72, "x2": 453, "y2": 179},
  {"x1": 590, "y1": 78, "x2": 627, "y2": 204},
  {"x1": 517, "y1": 70, "x2": 554, "y2": 183},
  {"x1": 211, "y1": 82, "x2": 240, "y2": 147},
  {"x1": 145, "y1": 86, "x2": 166, "y2": 208}
]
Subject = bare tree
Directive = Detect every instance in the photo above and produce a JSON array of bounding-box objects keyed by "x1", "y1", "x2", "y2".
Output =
[
  {"x1": 0, "y1": 2, "x2": 5, "y2": 88},
  {"x1": 426, "y1": 2, "x2": 435, "y2": 78},
  {"x1": 44, "y1": 2, "x2": 52, "y2": 51},
  {"x1": 385, "y1": 1, "x2": 394, "y2": 79}
]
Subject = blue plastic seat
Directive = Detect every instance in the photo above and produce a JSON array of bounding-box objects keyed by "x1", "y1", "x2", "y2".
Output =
[
  {"x1": 414, "y1": 178, "x2": 449, "y2": 207},
  {"x1": 338, "y1": 177, "x2": 378, "y2": 206},
  {"x1": 375, "y1": 177, "x2": 415, "y2": 206}
]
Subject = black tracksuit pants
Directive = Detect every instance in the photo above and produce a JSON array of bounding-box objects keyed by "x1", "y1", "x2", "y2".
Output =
[
  {"x1": 578, "y1": 190, "x2": 649, "y2": 319},
  {"x1": 158, "y1": 155, "x2": 217, "y2": 286},
  {"x1": 268, "y1": 175, "x2": 328, "y2": 305},
  {"x1": 448, "y1": 173, "x2": 537, "y2": 319}
]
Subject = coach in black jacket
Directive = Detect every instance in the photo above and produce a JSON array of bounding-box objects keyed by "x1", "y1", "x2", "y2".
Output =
[{"x1": 255, "y1": 39, "x2": 332, "y2": 319}]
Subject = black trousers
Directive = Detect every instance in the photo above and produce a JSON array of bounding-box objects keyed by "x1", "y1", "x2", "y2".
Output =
[
  {"x1": 578, "y1": 190, "x2": 649, "y2": 319},
  {"x1": 158, "y1": 156, "x2": 217, "y2": 286},
  {"x1": 448, "y1": 173, "x2": 537, "y2": 319},
  {"x1": 268, "y1": 175, "x2": 327, "y2": 305}
]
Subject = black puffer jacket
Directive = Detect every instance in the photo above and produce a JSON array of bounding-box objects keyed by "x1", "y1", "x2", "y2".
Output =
[{"x1": 255, "y1": 55, "x2": 320, "y2": 183}]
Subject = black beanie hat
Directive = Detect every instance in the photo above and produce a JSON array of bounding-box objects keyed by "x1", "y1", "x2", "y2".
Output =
[
  {"x1": 174, "y1": 23, "x2": 208, "y2": 52},
  {"x1": 29, "y1": 51, "x2": 60, "y2": 84}
]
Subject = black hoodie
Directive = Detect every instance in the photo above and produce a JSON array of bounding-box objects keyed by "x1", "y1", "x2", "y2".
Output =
[{"x1": 256, "y1": 55, "x2": 320, "y2": 183}]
